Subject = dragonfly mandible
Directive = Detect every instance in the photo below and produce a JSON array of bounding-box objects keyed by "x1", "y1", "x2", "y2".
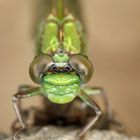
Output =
[{"x1": 12, "y1": 0, "x2": 112, "y2": 139}]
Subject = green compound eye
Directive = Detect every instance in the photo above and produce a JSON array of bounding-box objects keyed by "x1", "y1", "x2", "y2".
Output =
[
  {"x1": 69, "y1": 54, "x2": 93, "y2": 84},
  {"x1": 29, "y1": 54, "x2": 53, "y2": 84}
]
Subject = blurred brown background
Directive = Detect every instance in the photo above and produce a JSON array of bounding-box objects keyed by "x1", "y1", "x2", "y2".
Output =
[{"x1": 0, "y1": 0, "x2": 140, "y2": 136}]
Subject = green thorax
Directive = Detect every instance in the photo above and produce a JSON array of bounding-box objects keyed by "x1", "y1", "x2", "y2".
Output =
[{"x1": 36, "y1": 14, "x2": 87, "y2": 56}]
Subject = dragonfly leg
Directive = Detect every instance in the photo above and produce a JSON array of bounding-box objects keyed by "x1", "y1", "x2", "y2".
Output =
[
  {"x1": 18, "y1": 85, "x2": 35, "y2": 92},
  {"x1": 11, "y1": 85, "x2": 37, "y2": 132},
  {"x1": 82, "y1": 87, "x2": 127, "y2": 132},
  {"x1": 78, "y1": 89, "x2": 101, "y2": 137},
  {"x1": 12, "y1": 87, "x2": 41, "y2": 140},
  {"x1": 82, "y1": 86, "x2": 112, "y2": 120}
]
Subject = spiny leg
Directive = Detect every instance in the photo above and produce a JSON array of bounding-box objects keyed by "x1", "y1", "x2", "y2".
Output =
[
  {"x1": 82, "y1": 86, "x2": 127, "y2": 132},
  {"x1": 78, "y1": 89, "x2": 101, "y2": 137},
  {"x1": 82, "y1": 86, "x2": 112, "y2": 120},
  {"x1": 12, "y1": 87, "x2": 41, "y2": 140},
  {"x1": 11, "y1": 85, "x2": 37, "y2": 132}
]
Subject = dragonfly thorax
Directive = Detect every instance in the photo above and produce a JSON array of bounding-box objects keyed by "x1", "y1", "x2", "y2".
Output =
[{"x1": 38, "y1": 14, "x2": 85, "y2": 55}]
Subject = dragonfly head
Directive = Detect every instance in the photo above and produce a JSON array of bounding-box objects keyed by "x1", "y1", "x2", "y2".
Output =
[{"x1": 29, "y1": 53, "x2": 93, "y2": 104}]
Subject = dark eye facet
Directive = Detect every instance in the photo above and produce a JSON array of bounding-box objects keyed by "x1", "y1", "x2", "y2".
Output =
[
  {"x1": 69, "y1": 54, "x2": 93, "y2": 84},
  {"x1": 29, "y1": 54, "x2": 53, "y2": 84}
]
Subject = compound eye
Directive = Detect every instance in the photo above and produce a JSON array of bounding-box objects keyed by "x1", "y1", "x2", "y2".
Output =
[
  {"x1": 29, "y1": 54, "x2": 53, "y2": 84},
  {"x1": 69, "y1": 54, "x2": 93, "y2": 84}
]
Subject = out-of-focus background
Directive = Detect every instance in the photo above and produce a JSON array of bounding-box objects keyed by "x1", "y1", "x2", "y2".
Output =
[{"x1": 0, "y1": 0, "x2": 140, "y2": 136}]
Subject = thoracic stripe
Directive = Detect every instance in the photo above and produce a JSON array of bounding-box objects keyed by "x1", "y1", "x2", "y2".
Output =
[
  {"x1": 63, "y1": 22, "x2": 81, "y2": 54},
  {"x1": 41, "y1": 22, "x2": 59, "y2": 54},
  {"x1": 39, "y1": 14, "x2": 85, "y2": 55}
]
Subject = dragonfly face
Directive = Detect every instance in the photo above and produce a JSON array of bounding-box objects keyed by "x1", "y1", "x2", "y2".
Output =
[
  {"x1": 29, "y1": 53, "x2": 93, "y2": 104},
  {"x1": 41, "y1": 53, "x2": 81, "y2": 104}
]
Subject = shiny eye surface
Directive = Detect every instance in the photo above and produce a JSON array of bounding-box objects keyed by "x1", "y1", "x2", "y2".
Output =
[
  {"x1": 29, "y1": 54, "x2": 53, "y2": 84},
  {"x1": 69, "y1": 54, "x2": 93, "y2": 84}
]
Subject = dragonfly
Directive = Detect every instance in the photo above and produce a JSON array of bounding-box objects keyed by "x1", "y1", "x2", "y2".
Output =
[{"x1": 12, "y1": 0, "x2": 113, "y2": 139}]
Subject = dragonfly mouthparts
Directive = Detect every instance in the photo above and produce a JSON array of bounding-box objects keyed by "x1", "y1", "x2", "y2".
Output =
[{"x1": 47, "y1": 63, "x2": 74, "y2": 73}]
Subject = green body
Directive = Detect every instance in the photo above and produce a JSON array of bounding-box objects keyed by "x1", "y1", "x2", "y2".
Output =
[{"x1": 32, "y1": 0, "x2": 92, "y2": 104}]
